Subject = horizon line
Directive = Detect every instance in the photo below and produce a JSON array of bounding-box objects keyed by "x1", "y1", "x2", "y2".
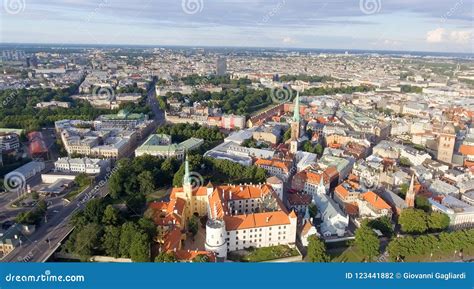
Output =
[{"x1": 1, "y1": 42, "x2": 473, "y2": 57}]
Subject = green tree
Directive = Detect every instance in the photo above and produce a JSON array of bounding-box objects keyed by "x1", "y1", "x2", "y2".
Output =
[
  {"x1": 399, "y1": 157, "x2": 412, "y2": 167},
  {"x1": 119, "y1": 222, "x2": 139, "y2": 257},
  {"x1": 138, "y1": 217, "x2": 156, "y2": 241},
  {"x1": 155, "y1": 252, "x2": 177, "y2": 263},
  {"x1": 138, "y1": 171, "x2": 155, "y2": 195},
  {"x1": 415, "y1": 196, "x2": 431, "y2": 212},
  {"x1": 188, "y1": 215, "x2": 199, "y2": 237},
  {"x1": 283, "y1": 128, "x2": 291, "y2": 142},
  {"x1": 399, "y1": 208, "x2": 428, "y2": 234},
  {"x1": 307, "y1": 235, "x2": 329, "y2": 262},
  {"x1": 308, "y1": 203, "x2": 317, "y2": 219},
  {"x1": 102, "y1": 226, "x2": 121, "y2": 258},
  {"x1": 73, "y1": 223, "x2": 102, "y2": 260},
  {"x1": 355, "y1": 223, "x2": 380, "y2": 261},
  {"x1": 368, "y1": 216, "x2": 394, "y2": 237},
  {"x1": 192, "y1": 254, "x2": 210, "y2": 262},
  {"x1": 315, "y1": 143, "x2": 323, "y2": 156},
  {"x1": 83, "y1": 199, "x2": 105, "y2": 224},
  {"x1": 102, "y1": 205, "x2": 120, "y2": 226},
  {"x1": 130, "y1": 231, "x2": 150, "y2": 262},
  {"x1": 428, "y1": 212, "x2": 450, "y2": 231}
]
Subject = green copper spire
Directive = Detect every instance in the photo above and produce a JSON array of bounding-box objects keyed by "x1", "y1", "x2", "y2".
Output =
[
  {"x1": 183, "y1": 154, "x2": 190, "y2": 186},
  {"x1": 293, "y1": 91, "x2": 300, "y2": 122}
]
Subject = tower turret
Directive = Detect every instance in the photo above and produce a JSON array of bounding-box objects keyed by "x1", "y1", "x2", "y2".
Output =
[{"x1": 205, "y1": 218, "x2": 227, "y2": 261}]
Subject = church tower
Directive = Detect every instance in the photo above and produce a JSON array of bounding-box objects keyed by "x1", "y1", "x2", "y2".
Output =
[
  {"x1": 437, "y1": 123, "x2": 456, "y2": 164},
  {"x1": 405, "y1": 174, "x2": 416, "y2": 208},
  {"x1": 290, "y1": 91, "x2": 301, "y2": 154},
  {"x1": 183, "y1": 155, "x2": 194, "y2": 214}
]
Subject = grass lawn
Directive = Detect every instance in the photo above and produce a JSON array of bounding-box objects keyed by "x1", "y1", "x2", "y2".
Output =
[
  {"x1": 230, "y1": 245, "x2": 300, "y2": 262},
  {"x1": 145, "y1": 187, "x2": 170, "y2": 202},
  {"x1": 329, "y1": 246, "x2": 365, "y2": 262}
]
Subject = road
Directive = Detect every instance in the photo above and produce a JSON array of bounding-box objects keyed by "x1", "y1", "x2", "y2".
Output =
[
  {"x1": 2, "y1": 183, "x2": 108, "y2": 262},
  {"x1": 1, "y1": 79, "x2": 165, "y2": 262}
]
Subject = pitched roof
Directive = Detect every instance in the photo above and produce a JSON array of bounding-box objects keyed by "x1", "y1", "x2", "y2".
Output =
[
  {"x1": 174, "y1": 250, "x2": 216, "y2": 262},
  {"x1": 460, "y1": 144, "x2": 474, "y2": 155},
  {"x1": 224, "y1": 211, "x2": 291, "y2": 231},
  {"x1": 362, "y1": 191, "x2": 391, "y2": 210},
  {"x1": 255, "y1": 159, "x2": 291, "y2": 173},
  {"x1": 287, "y1": 193, "x2": 312, "y2": 206}
]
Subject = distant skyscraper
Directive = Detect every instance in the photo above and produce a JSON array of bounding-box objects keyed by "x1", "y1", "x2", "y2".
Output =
[{"x1": 216, "y1": 57, "x2": 227, "y2": 76}]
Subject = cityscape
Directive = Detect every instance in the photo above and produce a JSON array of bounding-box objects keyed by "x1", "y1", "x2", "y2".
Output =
[{"x1": 0, "y1": 0, "x2": 473, "y2": 271}]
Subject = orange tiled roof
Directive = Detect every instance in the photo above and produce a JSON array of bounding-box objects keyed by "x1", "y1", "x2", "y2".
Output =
[
  {"x1": 224, "y1": 211, "x2": 291, "y2": 231},
  {"x1": 324, "y1": 166, "x2": 339, "y2": 179},
  {"x1": 162, "y1": 227, "x2": 182, "y2": 252},
  {"x1": 300, "y1": 219, "x2": 314, "y2": 236},
  {"x1": 174, "y1": 250, "x2": 216, "y2": 262},
  {"x1": 335, "y1": 184, "x2": 350, "y2": 199},
  {"x1": 362, "y1": 191, "x2": 391, "y2": 210},
  {"x1": 460, "y1": 144, "x2": 474, "y2": 156},
  {"x1": 345, "y1": 202, "x2": 359, "y2": 215},
  {"x1": 255, "y1": 159, "x2": 291, "y2": 173}
]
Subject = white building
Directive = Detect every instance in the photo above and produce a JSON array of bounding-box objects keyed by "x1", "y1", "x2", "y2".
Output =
[
  {"x1": 429, "y1": 196, "x2": 474, "y2": 229},
  {"x1": 54, "y1": 157, "x2": 110, "y2": 174},
  {"x1": 312, "y1": 178, "x2": 349, "y2": 237}
]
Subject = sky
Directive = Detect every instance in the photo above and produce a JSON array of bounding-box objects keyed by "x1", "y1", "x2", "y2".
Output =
[{"x1": 1, "y1": 0, "x2": 473, "y2": 53}]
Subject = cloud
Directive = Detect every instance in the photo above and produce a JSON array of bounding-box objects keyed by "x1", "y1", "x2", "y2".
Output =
[
  {"x1": 282, "y1": 36, "x2": 296, "y2": 44},
  {"x1": 449, "y1": 30, "x2": 472, "y2": 44},
  {"x1": 426, "y1": 28, "x2": 446, "y2": 43},
  {"x1": 426, "y1": 28, "x2": 473, "y2": 44}
]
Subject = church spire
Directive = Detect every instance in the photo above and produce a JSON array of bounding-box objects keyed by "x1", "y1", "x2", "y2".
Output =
[
  {"x1": 405, "y1": 174, "x2": 416, "y2": 208},
  {"x1": 183, "y1": 153, "x2": 190, "y2": 186},
  {"x1": 293, "y1": 91, "x2": 300, "y2": 122}
]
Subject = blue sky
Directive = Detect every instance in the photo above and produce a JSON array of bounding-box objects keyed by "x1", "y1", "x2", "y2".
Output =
[{"x1": 1, "y1": 0, "x2": 473, "y2": 53}]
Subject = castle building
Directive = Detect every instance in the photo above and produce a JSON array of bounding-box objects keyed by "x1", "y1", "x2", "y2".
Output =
[{"x1": 149, "y1": 156, "x2": 298, "y2": 261}]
